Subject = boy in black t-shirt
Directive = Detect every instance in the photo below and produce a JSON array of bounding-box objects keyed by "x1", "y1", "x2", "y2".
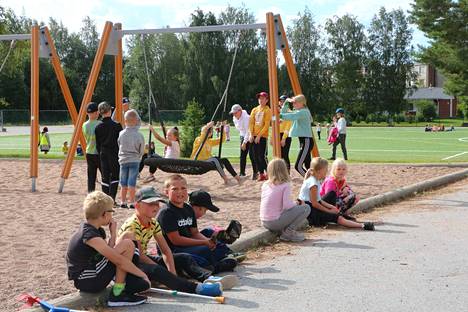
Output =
[
  {"x1": 157, "y1": 175, "x2": 237, "y2": 273},
  {"x1": 66, "y1": 191, "x2": 150, "y2": 307}
]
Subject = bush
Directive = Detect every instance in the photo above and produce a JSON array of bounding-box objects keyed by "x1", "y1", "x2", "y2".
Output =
[
  {"x1": 180, "y1": 100, "x2": 206, "y2": 157},
  {"x1": 414, "y1": 100, "x2": 437, "y2": 121}
]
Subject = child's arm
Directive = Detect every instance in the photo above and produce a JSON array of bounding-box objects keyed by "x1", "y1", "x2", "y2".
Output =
[
  {"x1": 154, "y1": 233, "x2": 177, "y2": 275},
  {"x1": 280, "y1": 109, "x2": 307, "y2": 121},
  {"x1": 150, "y1": 126, "x2": 172, "y2": 146},
  {"x1": 309, "y1": 186, "x2": 339, "y2": 214},
  {"x1": 165, "y1": 230, "x2": 214, "y2": 249},
  {"x1": 86, "y1": 237, "x2": 150, "y2": 284}
]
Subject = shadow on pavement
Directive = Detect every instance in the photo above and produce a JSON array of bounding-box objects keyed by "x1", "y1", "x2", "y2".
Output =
[
  {"x1": 309, "y1": 240, "x2": 375, "y2": 250},
  {"x1": 382, "y1": 221, "x2": 418, "y2": 228}
]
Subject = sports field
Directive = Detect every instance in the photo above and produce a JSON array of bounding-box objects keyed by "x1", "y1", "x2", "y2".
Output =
[{"x1": 1, "y1": 126, "x2": 468, "y2": 163}]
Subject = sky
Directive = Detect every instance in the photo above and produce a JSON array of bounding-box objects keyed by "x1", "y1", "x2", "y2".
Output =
[{"x1": 2, "y1": 0, "x2": 428, "y2": 47}]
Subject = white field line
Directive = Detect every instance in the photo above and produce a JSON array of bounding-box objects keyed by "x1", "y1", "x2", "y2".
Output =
[
  {"x1": 442, "y1": 151, "x2": 468, "y2": 161},
  {"x1": 458, "y1": 137, "x2": 468, "y2": 142}
]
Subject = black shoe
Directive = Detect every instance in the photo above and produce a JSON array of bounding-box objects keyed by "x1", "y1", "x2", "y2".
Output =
[
  {"x1": 129, "y1": 204, "x2": 135, "y2": 209},
  {"x1": 328, "y1": 157, "x2": 335, "y2": 160},
  {"x1": 213, "y1": 256, "x2": 237, "y2": 274},
  {"x1": 120, "y1": 203, "x2": 128, "y2": 209},
  {"x1": 252, "y1": 173, "x2": 258, "y2": 181},
  {"x1": 239, "y1": 173, "x2": 246, "y2": 177},
  {"x1": 363, "y1": 222, "x2": 375, "y2": 231},
  {"x1": 108, "y1": 292, "x2": 147, "y2": 307}
]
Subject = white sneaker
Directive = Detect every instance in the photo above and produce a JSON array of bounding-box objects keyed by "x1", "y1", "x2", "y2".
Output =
[{"x1": 204, "y1": 274, "x2": 239, "y2": 290}]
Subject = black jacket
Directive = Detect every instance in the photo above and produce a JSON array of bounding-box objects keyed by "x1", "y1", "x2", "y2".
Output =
[{"x1": 95, "y1": 117, "x2": 122, "y2": 155}]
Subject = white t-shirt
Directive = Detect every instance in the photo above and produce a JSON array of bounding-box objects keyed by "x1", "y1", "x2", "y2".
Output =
[
  {"x1": 233, "y1": 110, "x2": 251, "y2": 144},
  {"x1": 164, "y1": 141, "x2": 180, "y2": 159},
  {"x1": 298, "y1": 176, "x2": 322, "y2": 202},
  {"x1": 337, "y1": 117, "x2": 346, "y2": 134}
]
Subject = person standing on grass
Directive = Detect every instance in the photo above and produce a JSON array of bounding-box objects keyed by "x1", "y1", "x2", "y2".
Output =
[
  {"x1": 118, "y1": 109, "x2": 145, "y2": 209},
  {"x1": 249, "y1": 91, "x2": 272, "y2": 181},
  {"x1": 83, "y1": 102, "x2": 102, "y2": 193},
  {"x1": 230, "y1": 104, "x2": 257, "y2": 178},
  {"x1": 95, "y1": 101, "x2": 122, "y2": 204},
  {"x1": 331, "y1": 108, "x2": 348, "y2": 160},
  {"x1": 316, "y1": 123, "x2": 322, "y2": 140},
  {"x1": 278, "y1": 95, "x2": 292, "y2": 172},
  {"x1": 279, "y1": 94, "x2": 313, "y2": 177},
  {"x1": 112, "y1": 97, "x2": 131, "y2": 122},
  {"x1": 39, "y1": 127, "x2": 51, "y2": 154}
]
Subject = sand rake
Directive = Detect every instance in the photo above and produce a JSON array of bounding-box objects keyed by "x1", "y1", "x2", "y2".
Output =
[{"x1": 149, "y1": 287, "x2": 225, "y2": 304}]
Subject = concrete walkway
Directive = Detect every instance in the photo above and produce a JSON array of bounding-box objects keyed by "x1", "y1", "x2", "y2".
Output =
[{"x1": 124, "y1": 184, "x2": 468, "y2": 312}]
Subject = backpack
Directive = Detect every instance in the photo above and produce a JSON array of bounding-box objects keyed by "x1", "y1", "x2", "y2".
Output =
[{"x1": 212, "y1": 220, "x2": 242, "y2": 244}]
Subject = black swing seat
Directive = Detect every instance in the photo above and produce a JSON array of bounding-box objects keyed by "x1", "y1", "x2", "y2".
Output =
[{"x1": 145, "y1": 157, "x2": 217, "y2": 175}]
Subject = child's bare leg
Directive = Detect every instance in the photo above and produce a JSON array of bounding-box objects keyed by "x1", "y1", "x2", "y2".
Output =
[
  {"x1": 121, "y1": 186, "x2": 128, "y2": 204},
  {"x1": 128, "y1": 187, "x2": 136, "y2": 203},
  {"x1": 337, "y1": 216, "x2": 363, "y2": 229},
  {"x1": 113, "y1": 238, "x2": 135, "y2": 284}
]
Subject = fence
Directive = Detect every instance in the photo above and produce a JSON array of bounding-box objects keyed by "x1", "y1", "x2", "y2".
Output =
[{"x1": 0, "y1": 109, "x2": 185, "y2": 126}]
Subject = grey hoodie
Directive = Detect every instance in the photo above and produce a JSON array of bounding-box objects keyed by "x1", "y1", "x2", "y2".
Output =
[{"x1": 118, "y1": 125, "x2": 145, "y2": 165}]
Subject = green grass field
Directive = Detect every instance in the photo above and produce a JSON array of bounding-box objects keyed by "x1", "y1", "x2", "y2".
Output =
[{"x1": 1, "y1": 126, "x2": 468, "y2": 163}]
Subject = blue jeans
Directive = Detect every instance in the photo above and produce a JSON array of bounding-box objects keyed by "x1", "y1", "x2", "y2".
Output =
[{"x1": 120, "y1": 162, "x2": 139, "y2": 187}]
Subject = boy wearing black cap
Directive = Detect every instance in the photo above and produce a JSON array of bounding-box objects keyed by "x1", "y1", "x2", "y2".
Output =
[
  {"x1": 95, "y1": 101, "x2": 123, "y2": 202},
  {"x1": 82, "y1": 102, "x2": 102, "y2": 193}
]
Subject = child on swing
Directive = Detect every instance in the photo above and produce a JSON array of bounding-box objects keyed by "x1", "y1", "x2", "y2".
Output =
[{"x1": 298, "y1": 157, "x2": 375, "y2": 231}]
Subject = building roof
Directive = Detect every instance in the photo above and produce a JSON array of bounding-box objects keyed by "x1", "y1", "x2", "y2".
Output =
[{"x1": 406, "y1": 87, "x2": 454, "y2": 100}]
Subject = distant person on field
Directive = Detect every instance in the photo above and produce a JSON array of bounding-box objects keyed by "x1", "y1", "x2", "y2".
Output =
[
  {"x1": 76, "y1": 143, "x2": 84, "y2": 156},
  {"x1": 39, "y1": 126, "x2": 51, "y2": 154},
  {"x1": 118, "y1": 109, "x2": 145, "y2": 208},
  {"x1": 316, "y1": 123, "x2": 322, "y2": 140},
  {"x1": 62, "y1": 141, "x2": 69, "y2": 155},
  {"x1": 260, "y1": 158, "x2": 310, "y2": 242},
  {"x1": 83, "y1": 102, "x2": 102, "y2": 193},
  {"x1": 112, "y1": 97, "x2": 131, "y2": 122},
  {"x1": 224, "y1": 122, "x2": 231, "y2": 141},
  {"x1": 95, "y1": 101, "x2": 123, "y2": 203},
  {"x1": 230, "y1": 103, "x2": 257, "y2": 178},
  {"x1": 66, "y1": 191, "x2": 150, "y2": 307},
  {"x1": 331, "y1": 108, "x2": 347, "y2": 160}
]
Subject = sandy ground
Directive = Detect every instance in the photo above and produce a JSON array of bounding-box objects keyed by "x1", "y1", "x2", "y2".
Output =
[{"x1": 0, "y1": 159, "x2": 466, "y2": 311}]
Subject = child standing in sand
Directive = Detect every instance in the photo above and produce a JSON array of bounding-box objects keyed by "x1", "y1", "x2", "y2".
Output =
[
  {"x1": 66, "y1": 191, "x2": 150, "y2": 307},
  {"x1": 260, "y1": 158, "x2": 310, "y2": 242},
  {"x1": 298, "y1": 157, "x2": 375, "y2": 231},
  {"x1": 118, "y1": 109, "x2": 145, "y2": 208}
]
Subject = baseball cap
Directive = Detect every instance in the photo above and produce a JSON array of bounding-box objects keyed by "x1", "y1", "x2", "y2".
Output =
[
  {"x1": 122, "y1": 97, "x2": 130, "y2": 104},
  {"x1": 86, "y1": 102, "x2": 98, "y2": 113},
  {"x1": 336, "y1": 108, "x2": 345, "y2": 114},
  {"x1": 279, "y1": 95, "x2": 288, "y2": 101},
  {"x1": 229, "y1": 104, "x2": 242, "y2": 115},
  {"x1": 135, "y1": 186, "x2": 166, "y2": 204},
  {"x1": 256, "y1": 91, "x2": 269, "y2": 99},
  {"x1": 189, "y1": 190, "x2": 219, "y2": 212}
]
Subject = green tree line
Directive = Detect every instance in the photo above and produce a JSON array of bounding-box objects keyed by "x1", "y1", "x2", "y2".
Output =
[{"x1": 1, "y1": 4, "x2": 427, "y2": 123}]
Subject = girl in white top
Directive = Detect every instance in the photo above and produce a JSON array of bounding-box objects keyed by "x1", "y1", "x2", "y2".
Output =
[
  {"x1": 298, "y1": 157, "x2": 375, "y2": 230},
  {"x1": 149, "y1": 126, "x2": 180, "y2": 159},
  {"x1": 260, "y1": 158, "x2": 310, "y2": 242}
]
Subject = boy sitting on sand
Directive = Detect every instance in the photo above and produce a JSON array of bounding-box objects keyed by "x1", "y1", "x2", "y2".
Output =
[
  {"x1": 118, "y1": 186, "x2": 237, "y2": 292},
  {"x1": 158, "y1": 175, "x2": 238, "y2": 273},
  {"x1": 66, "y1": 191, "x2": 150, "y2": 307}
]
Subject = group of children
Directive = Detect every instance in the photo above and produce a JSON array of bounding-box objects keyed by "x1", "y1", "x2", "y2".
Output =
[{"x1": 67, "y1": 174, "x2": 243, "y2": 307}]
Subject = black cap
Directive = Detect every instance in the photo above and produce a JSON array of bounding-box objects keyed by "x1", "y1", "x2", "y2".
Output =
[
  {"x1": 279, "y1": 95, "x2": 288, "y2": 101},
  {"x1": 123, "y1": 97, "x2": 130, "y2": 104},
  {"x1": 189, "y1": 190, "x2": 219, "y2": 212},
  {"x1": 87, "y1": 102, "x2": 98, "y2": 113}
]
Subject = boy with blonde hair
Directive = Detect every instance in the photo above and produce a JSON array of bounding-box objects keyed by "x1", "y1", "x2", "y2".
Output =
[
  {"x1": 118, "y1": 109, "x2": 145, "y2": 208},
  {"x1": 158, "y1": 175, "x2": 237, "y2": 273},
  {"x1": 66, "y1": 191, "x2": 150, "y2": 307}
]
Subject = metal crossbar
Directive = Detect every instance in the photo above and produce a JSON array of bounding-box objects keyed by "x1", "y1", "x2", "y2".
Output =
[
  {"x1": 0, "y1": 34, "x2": 31, "y2": 41},
  {"x1": 121, "y1": 23, "x2": 266, "y2": 36}
]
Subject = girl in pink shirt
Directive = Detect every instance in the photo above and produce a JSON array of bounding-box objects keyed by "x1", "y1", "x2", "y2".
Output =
[
  {"x1": 321, "y1": 158, "x2": 359, "y2": 217},
  {"x1": 260, "y1": 158, "x2": 310, "y2": 242}
]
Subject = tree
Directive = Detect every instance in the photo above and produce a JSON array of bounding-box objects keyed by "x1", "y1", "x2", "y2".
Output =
[
  {"x1": 180, "y1": 99, "x2": 205, "y2": 157},
  {"x1": 364, "y1": 8, "x2": 415, "y2": 116},
  {"x1": 410, "y1": 0, "x2": 468, "y2": 116},
  {"x1": 324, "y1": 15, "x2": 366, "y2": 118}
]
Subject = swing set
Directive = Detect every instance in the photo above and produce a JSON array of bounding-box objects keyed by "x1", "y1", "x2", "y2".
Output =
[{"x1": 0, "y1": 12, "x2": 319, "y2": 193}]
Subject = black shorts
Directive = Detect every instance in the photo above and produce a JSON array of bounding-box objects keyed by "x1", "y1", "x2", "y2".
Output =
[
  {"x1": 73, "y1": 257, "x2": 116, "y2": 293},
  {"x1": 305, "y1": 201, "x2": 339, "y2": 226}
]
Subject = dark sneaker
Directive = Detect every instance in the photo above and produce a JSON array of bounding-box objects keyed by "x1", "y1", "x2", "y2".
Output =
[
  {"x1": 129, "y1": 204, "x2": 135, "y2": 209},
  {"x1": 196, "y1": 282, "x2": 223, "y2": 296},
  {"x1": 108, "y1": 292, "x2": 147, "y2": 307},
  {"x1": 251, "y1": 173, "x2": 258, "y2": 181},
  {"x1": 363, "y1": 222, "x2": 375, "y2": 231},
  {"x1": 120, "y1": 203, "x2": 128, "y2": 209},
  {"x1": 328, "y1": 157, "x2": 335, "y2": 160},
  {"x1": 213, "y1": 256, "x2": 237, "y2": 274},
  {"x1": 229, "y1": 252, "x2": 247, "y2": 263},
  {"x1": 239, "y1": 173, "x2": 246, "y2": 177}
]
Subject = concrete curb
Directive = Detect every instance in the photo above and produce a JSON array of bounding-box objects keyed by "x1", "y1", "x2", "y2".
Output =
[{"x1": 23, "y1": 168, "x2": 468, "y2": 311}]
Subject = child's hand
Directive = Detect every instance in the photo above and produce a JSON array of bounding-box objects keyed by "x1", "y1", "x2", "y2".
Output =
[
  {"x1": 207, "y1": 121, "x2": 215, "y2": 128},
  {"x1": 206, "y1": 239, "x2": 216, "y2": 250},
  {"x1": 330, "y1": 207, "x2": 340, "y2": 214},
  {"x1": 149, "y1": 125, "x2": 154, "y2": 131},
  {"x1": 254, "y1": 136, "x2": 261, "y2": 144},
  {"x1": 241, "y1": 143, "x2": 247, "y2": 151},
  {"x1": 109, "y1": 219, "x2": 117, "y2": 236}
]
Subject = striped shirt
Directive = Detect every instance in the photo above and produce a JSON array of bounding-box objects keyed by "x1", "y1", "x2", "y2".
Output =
[{"x1": 119, "y1": 214, "x2": 162, "y2": 254}]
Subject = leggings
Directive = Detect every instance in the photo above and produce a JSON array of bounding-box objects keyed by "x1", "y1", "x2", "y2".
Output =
[
  {"x1": 280, "y1": 134, "x2": 292, "y2": 171},
  {"x1": 295, "y1": 137, "x2": 313, "y2": 177},
  {"x1": 100, "y1": 152, "x2": 120, "y2": 201},
  {"x1": 332, "y1": 134, "x2": 348, "y2": 160},
  {"x1": 239, "y1": 136, "x2": 257, "y2": 175},
  {"x1": 207, "y1": 157, "x2": 237, "y2": 178},
  {"x1": 253, "y1": 137, "x2": 268, "y2": 174},
  {"x1": 139, "y1": 261, "x2": 197, "y2": 293}
]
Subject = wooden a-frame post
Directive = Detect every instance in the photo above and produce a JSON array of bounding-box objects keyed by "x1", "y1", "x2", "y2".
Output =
[{"x1": 30, "y1": 25, "x2": 40, "y2": 192}]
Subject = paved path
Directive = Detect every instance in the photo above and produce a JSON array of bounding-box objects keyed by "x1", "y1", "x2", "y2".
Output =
[{"x1": 123, "y1": 185, "x2": 468, "y2": 312}]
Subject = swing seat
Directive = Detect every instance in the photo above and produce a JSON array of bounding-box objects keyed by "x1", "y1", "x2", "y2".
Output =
[{"x1": 145, "y1": 157, "x2": 217, "y2": 175}]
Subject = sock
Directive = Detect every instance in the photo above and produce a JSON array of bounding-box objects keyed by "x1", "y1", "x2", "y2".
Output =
[
  {"x1": 112, "y1": 283, "x2": 125, "y2": 296},
  {"x1": 195, "y1": 283, "x2": 203, "y2": 294}
]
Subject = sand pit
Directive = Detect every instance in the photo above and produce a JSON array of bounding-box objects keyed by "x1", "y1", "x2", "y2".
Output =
[{"x1": 0, "y1": 159, "x2": 465, "y2": 310}]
